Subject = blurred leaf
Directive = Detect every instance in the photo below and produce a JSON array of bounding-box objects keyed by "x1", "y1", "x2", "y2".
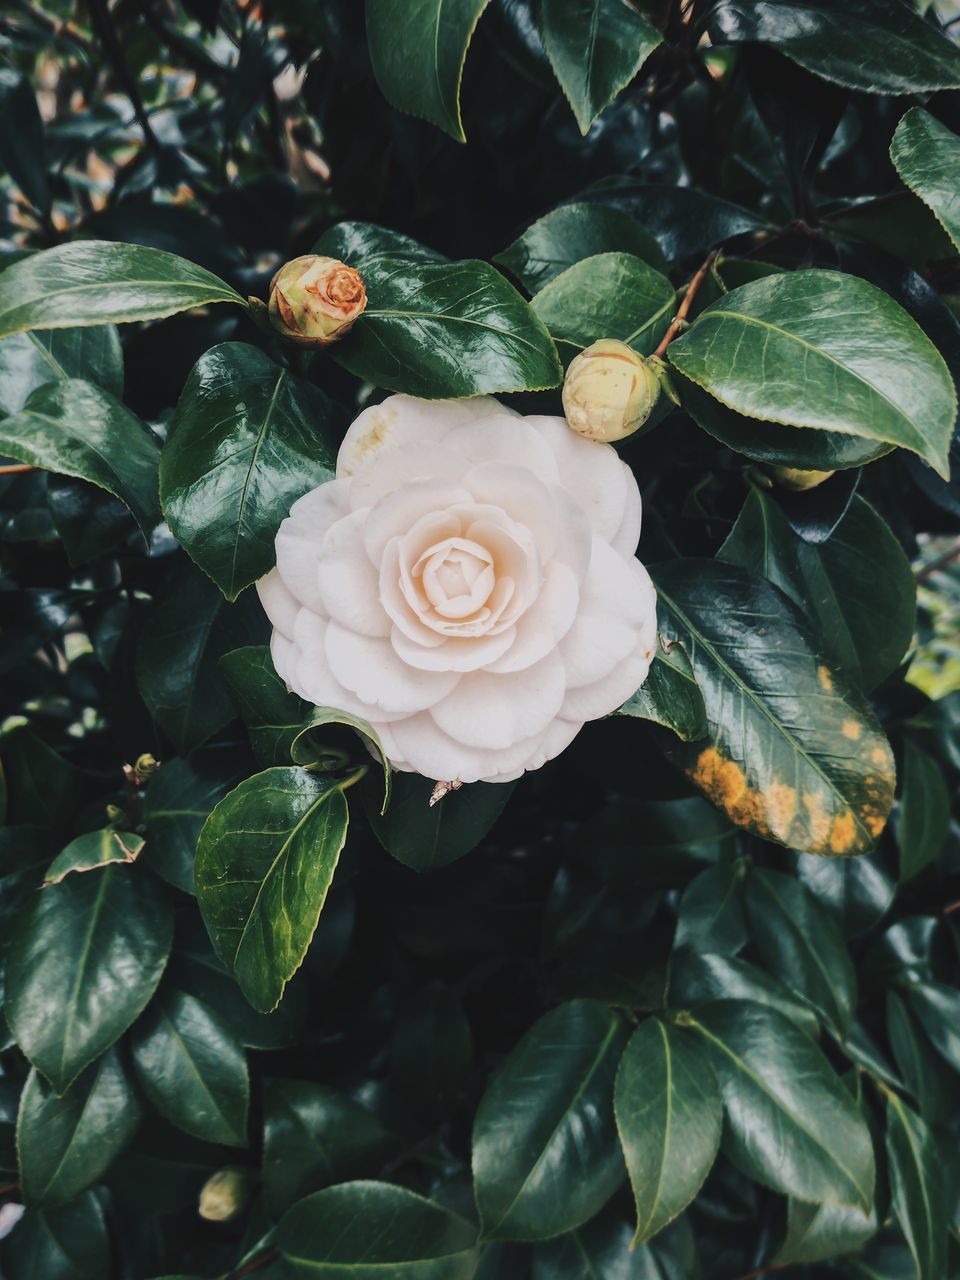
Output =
[
  {"x1": 886, "y1": 990, "x2": 956, "y2": 1125},
  {"x1": 539, "y1": 0, "x2": 661, "y2": 133},
  {"x1": 0, "y1": 70, "x2": 50, "y2": 214},
  {"x1": 195, "y1": 766, "x2": 349, "y2": 1012},
  {"x1": 796, "y1": 852, "x2": 894, "y2": 938},
  {"x1": 885, "y1": 1092, "x2": 947, "y2": 1280},
  {"x1": 4, "y1": 1191, "x2": 108, "y2": 1280},
  {"x1": 674, "y1": 859, "x2": 747, "y2": 956},
  {"x1": 774, "y1": 1195, "x2": 877, "y2": 1264},
  {"x1": 365, "y1": 772, "x2": 513, "y2": 871},
  {"x1": 473, "y1": 999, "x2": 629, "y2": 1241},
  {"x1": 391, "y1": 984, "x2": 473, "y2": 1116},
  {"x1": 897, "y1": 741, "x2": 950, "y2": 881},
  {"x1": 904, "y1": 981, "x2": 960, "y2": 1075},
  {"x1": 615, "y1": 1017, "x2": 722, "y2": 1245}
]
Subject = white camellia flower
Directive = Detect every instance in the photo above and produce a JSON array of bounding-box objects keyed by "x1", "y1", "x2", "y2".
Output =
[{"x1": 257, "y1": 395, "x2": 657, "y2": 784}]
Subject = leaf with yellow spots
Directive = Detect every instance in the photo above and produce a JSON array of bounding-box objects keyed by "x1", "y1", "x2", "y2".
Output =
[{"x1": 652, "y1": 560, "x2": 895, "y2": 856}]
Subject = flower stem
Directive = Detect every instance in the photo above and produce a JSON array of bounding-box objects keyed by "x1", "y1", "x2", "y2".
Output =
[
  {"x1": 0, "y1": 464, "x2": 34, "y2": 476},
  {"x1": 654, "y1": 250, "x2": 719, "y2": 359}
]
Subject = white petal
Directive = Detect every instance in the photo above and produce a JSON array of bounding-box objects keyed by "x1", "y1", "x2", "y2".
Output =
[
  {"x1": 525, "y1": 717, "x2": 583, "y2": 770},
  {"x1": 257, "y1": 569, "x2": 299, "y2": 636},
  {"x1": 429, "y1": 650, "x2": 565, "y2": 750},
  {"x1": 391, "y1": 624, "x2": 515, "y2": 672},
  {"x1": 560, "y1": 539, "x2": 658, "y2": 687},
  {"x1": 363, "y1": 480, "x2": 473, "y2": 563},
  {"x1": 386, "y1": 713, "x2": 550, "y2": 785},
  {"x1": 562, "y1": 642, "x2": 655, "y2": 722},
  {"x1": 610, "y1": 461, "x2": 643, "y2": 557},
  {"x1": 289, "y1": 613, "x2": 406, "y2": 723},
  {"x1": 270, "y1": 630, "x2": 295, "y2": 685},
  {"x1": 464, "y1": 462, "x2": 559, "y2": 562},
  {"x1": 485, "y1": 562, "x2": 579, "y2": 673},
  {"x1": 444, "y1": 415, "x2": 560, "y2": 478},
  {"x1": 349, "y1": 443, "x2": 467, "y2": 511},
  {"x1": 325, "y1": 621, "x2": 459, "y2": 713},
  {"x1": 527, "y1": 415, "x2": 629, "y2": 543},
  {"x1": 337, "y1": 395, "x2": 509, "y2": 479},
  {"x1": 317, "y1": 509, "x2": 390, "y2": 637},
  {"x1": 275, "y1": 480, "x2": 349, "y2": 612}
]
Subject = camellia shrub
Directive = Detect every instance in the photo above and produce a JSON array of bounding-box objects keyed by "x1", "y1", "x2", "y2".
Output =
[{"x1": 2, "y1": 1, "x2": 960, "y2": 1277}]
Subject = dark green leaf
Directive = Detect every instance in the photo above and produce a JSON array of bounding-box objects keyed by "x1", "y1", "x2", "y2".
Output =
[
  {"x1": 314, "y1": 221, "x2": 446, "y2": 267},
  {"x1": 686, "y1": 1000, "x2": 875, "y2": 1209},
  {"x1": 0, "y1": 70, "x2": 49, "y2": 214},
  {"x1": 744, "y1": 868, "x2": 857, "y2": 1035},
  {"x1": 653, "y1": 559, "x2": 896, "y2": 855},
  {"x1": 0, "y1": 326, "x2": 122, "y2": 418},
  {"x1": 142, "y1": 748, "x2": 248, "y2": 894},
  {"x1": 774, "y1": 1196, "x2": 877, "y2": 1265},
  {"x1": 531, "y1": 253, "x2": 674, "y2": 358},
  {"x1": 674, "y1": 859, "x2": 747, "y2": 956},
  {"x1": 719, "y1": 490, "x2": 916, "y2": 692},
  {"x1": 195, "y1": 766, "x2": 349, "y2": 1013},
  {"x1": 669, "y1": 271, "x2": 956, "y2": 477},
  {"x1": 617, "y1": 641, "x2": 708, "y2": 742},
  {"x1": 136, "y1": 562, "x2": 267, "y2": 753},
  {"x1": 669, "y1": 951, "x2": 820, "y2": 1038},
  {"x1": 708, "y1": 0, "x2": 960, "y2": 94},
  {"x1": 897, "y1": 742, "x2": 950, "y2": 881},
  {"x1": 366, "y1": 0, "x2": 491, "y2": 141},
  {"x1": 221, "y1": 645, "x2": 308, "y2": 767},
  {"x1": 0, "y1": 380, "x2": 161, "y2": 540},
  {"x1": 17, "y1": 1050, "x2": 140, "y2": 1206},
  {"x1": 0, "y1": 728, "x2": 84, "y2": 834},
  {"x1": 539, "y1": 0, "x2": 661, "y2": 133},
  {"x1": 885, "y1": 1092, "x2": 947, "y2": 1280},
  {"x1": 473, "y1": 998, "x2": 629, "y2": 1241},
  {"x1": 43, "y1": 828, "x2": 144, "y2": 884},
  {"x1": 130, "y1": 986, "x2": 248, "y2": 1146},
  {"x1": 365, "y1": 773, "x2": 513, "y2": 871},
  {"x1": 886, "y1": 991, "x2": 956, "y2": 1126},
  {"x1": 796, "y1": 852, "x2": 894, "y2": 939},
  {"x1": 160, "y1": 343, "x2": 340, "y2": 599},
  {"x1": 263, "y1": 1079, "x2": 396, "y2": 1216},
  {"x1": 495, "y1": 204, "x2": 666, "y2": 294},
  {"x1": 4, "y1": 1191, "x2": 108, "y2": 1280},
  {"x1": 291, "y1": 706, "x2": 391, "y2": 813},
  {"x1": 277, "y1": 1181, "x2": 479, "y2": 1278},
  {"x1": 6, "y1": 865, "x2": 173, "y2": 1092},
  {"x1": 891, "y1": 109, "x2": 960, "y2": 254},
  {"x1": 904, "y1": 981, "x2": 960, "y2": 1075},
  {"x1": 392, "y1": 984, "x2": 473, "y2": 1116},
  {"x1": 614, "y1": 1018, "x2": 722, "y2": 1245},
  {"x1": 331, "y1": 257, "x2": 561, "y2": 397},
  {"x1": 0, "y1": 241, "x2": 244, "y2": 339}
]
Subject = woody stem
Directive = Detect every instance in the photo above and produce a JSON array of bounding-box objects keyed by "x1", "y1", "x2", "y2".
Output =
[{"x1": 654, "y1": 249, "x2": 719, "y2": 359}]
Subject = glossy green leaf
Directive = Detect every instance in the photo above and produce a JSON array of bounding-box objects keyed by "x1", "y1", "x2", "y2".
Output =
[
  {"x1": 4, "y1": 1191, "x2": 109, "y2": 1280},
  {"x1": 0, "y1": 729, "x2": 81, "y2": 835},
  {"x1": 291, "y1": 706, "x2": 391, "y2": 812},
  {"x1": 904, "y1": 981, "x2": 960, "y2": 1075},
  {"x1": 262, "y1": 1079, "x2": 396, "y2": 1215},
  {"x1": 142, "y1": 748, "x2": 247, "y2": 894},
  {"x1": 531, "y1": 253, "x2": 674, "y2": 358},
  {"x1": 707, "y1": 0, "x2": 960, "y2": 94},
  {"x1": 744, "y1": 868, "x2": 857, "y2": 1035},
  {"x1": 530, "y1": 1204, "x2": 679, "y2": 1280},
  {"x1": 886, "y1": 991, "x2": 956, "y2": 1126},
  {"x1": 43, "y1": 828, "x2": 144, "y2": 885},
  {"x1": 0, "y1": 326, "x2": 122, "y2": 418},
  {"x1": 6, "y1": 865, "x2": 173, "y2": 1092},
  {"x1": 774, "y1": 1196, "x2": 877, "y2": 1265},
  {"x1": 617, "y1": 641, "x2": 708, "y2": 742},
  {"x1": 366, "y1": 0, "x2": 490, "y2": 140},
  {"x1": 539, "y1": 0, "x2": 661, "y2": 133},
  {"x1": 897, "y1": 741, "x2": 950, "y2": 881},
  {"x1": 331, "y1": 257, "x2": 561, "y2": 397},
  {"x1": 365, "y1": 773, "x2": 513, "y2": 871},
  {"x1": 720, "y1": 490, "x2": 916, "y2": 692},
  {"x1": 679, "y1": 372, "x2": 890, "y2": 471},
  {"x1": 653, "y1": 559, "x2": 896, "y2": 855},
  {"x1": 669, "y1": 271, "x2": 956, "y2": 477},
  {"x1": 0, "y1": 70, "x2": 49, "y2": 214},
  {"x1": 495, "y1": 203, "x2": 666, "y2": 295},
  {"x1": 669, "y1": 951, "x2": 820, "y2": 1038},
  {"x1": 130, "y1": 987, "x2": 248, "y2": 1146},
  {"x1": 314, "y1": 221, "x2": 446, "y2": 267},
  {"x1": 17, "y1": 1050, "x2": 141, "y2": 1206},
  {"x1": 0, "y1": 380, "x2": 161, "y2": 540},
  {"x1": 221, "y1": 645, "x2": 308, "y2": 767},
  {"x1": 796, "y1": 852, "x2": 894, "y2": 939},
  {"x1": 0, "y1": 240, "x2": 244, "y2": 339},
  {"x1": 195, "y1": 767, "x2": 349, "y2": 1012},
  {"x1": 277, "y1": 1181, "x2": 479, "y2": 1278},
  {"x1": 687, "y1": 1001, "x2": 875, "y2": 1209},
  {"x1": 136, "y1": 562, "x2": 267, "y2": 753},
  {"x1": 891, "y1": 109, "x2": 960, "y2": 254},
  {"x1": 160, "y1": 343, "x2": 340, "y2": 599},
  {"x1": 473, "y1": 998, "x2": 629, "y2": 1241},
  {"x1": 614, "y1": 1018, "x2": 722, "y2": 1245},
  {"x1": 885, "y1": 1092, "x2": 947, "y2": 1280},
  {"x1": 674, "y1": 859, "x2": 747, "y2": 956}
]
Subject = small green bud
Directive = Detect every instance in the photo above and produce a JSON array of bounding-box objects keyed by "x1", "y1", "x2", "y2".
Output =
[
  {"x1": 562, "y1": 339, "x2": 661, "y2": 443},
  {"x1": 268, "y1": 255, "x2": 367, "y2": 346},
  {"x1": 198, "y1": 1168, "x2": 254, "y2": 1223}
]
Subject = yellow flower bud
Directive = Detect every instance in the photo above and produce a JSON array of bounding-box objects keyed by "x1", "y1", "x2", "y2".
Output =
[
  {"x1": 198, "y1": 1168, "x2": 254, "y2": 1222},
  {"x1": 768, "y1": 465, "x2": 836, "y2": 491},
  {"x1": 268, "y1": 255, "x2": 366, "y2": 346},
  {"x1": 562, "y1": 339, "x2": 660, "y2": 443}
]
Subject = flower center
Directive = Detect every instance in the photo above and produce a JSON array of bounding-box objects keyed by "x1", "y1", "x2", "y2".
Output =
[{"x1": 413, "y1": 537, "x2": 495, "y2": 620}]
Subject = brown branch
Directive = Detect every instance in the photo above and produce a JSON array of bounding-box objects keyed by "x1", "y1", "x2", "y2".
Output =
[
  {"x1": 654, "y1": 250, "x2": 718, "y2": 358},
  {"x1": 0, "y1": 1182, "x2": 20, "y2": 1196},
  {"x1": 0, "y1": 464, "x2": 34, "y2": 476},
  {"x1": 944, "y1": 900, "x2": 960, "y2": 915}
]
